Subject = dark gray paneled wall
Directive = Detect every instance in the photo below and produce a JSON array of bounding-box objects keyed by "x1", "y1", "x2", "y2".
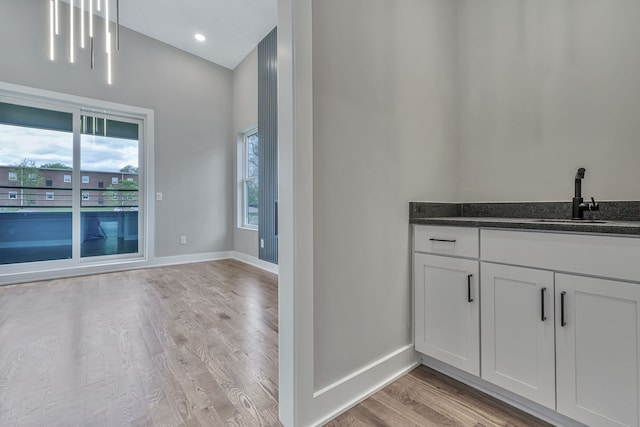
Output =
[{"x1": 258, "y1": 28, "x2": 278, "y2": 264}]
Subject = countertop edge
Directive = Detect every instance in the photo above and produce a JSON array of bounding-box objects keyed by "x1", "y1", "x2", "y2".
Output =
[{"x1": 410, "y1": 217, "x2": 640, "y2": 236}]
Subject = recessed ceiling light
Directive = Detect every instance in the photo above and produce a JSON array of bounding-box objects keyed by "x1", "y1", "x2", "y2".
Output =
[{"x1": 195, "y1": 33, "x2": 206, "y2": 42}]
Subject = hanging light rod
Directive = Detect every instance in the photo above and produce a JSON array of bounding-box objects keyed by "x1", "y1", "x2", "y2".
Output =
[
  {"x1": 80, "y1": 0, "x2": 84, "y2": 49},
  {"x1": 49, "y1": 0, "x2": 55, "y2": 60},
  {"x1": 47, "y1": 0, "x2": 120, "y2": 84},
  {"x1": 69, "y1": 0, "x2": 74, "y2": 63}
]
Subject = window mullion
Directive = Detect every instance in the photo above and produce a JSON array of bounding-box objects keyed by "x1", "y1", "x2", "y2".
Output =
[{"x1": 71, "y1": 110, "x2": 82, "y2": 261}]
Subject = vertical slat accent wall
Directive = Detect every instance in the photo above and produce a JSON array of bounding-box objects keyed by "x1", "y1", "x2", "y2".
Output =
[{"x1": 258, "y1": 27, "x2": 278, "y2": 264}]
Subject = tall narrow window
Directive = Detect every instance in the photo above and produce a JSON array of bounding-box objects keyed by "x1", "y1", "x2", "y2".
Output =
[{"x1": 243, "y1": 129, "x2": 259, "y2": 229}]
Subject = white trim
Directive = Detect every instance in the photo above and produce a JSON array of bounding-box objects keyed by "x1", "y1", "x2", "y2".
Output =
[
  {"x1": 309, "y1": 345, "x2": 419, "y2": 427},
  {"x1": 0, "y1": 251, "x2": 280, "y2": 287},
  {"x1": 149, "y1": 251, "x2": 233, "y2": 268},
  {"x1": 0, "y1": 256, "x2": 149, "y2": 287},
  {"x1": 313, "y1": 344, "x2": 416, "y2": 398},
  {"x1": 421, "y1": 356, "x2": 588, "y2": 427},
  {"x1": 241, "y1": 127, "x2": 259, "y2": 230},
  {"x1": 231, "y1": 251, "x2": 279, "y2": 274}
]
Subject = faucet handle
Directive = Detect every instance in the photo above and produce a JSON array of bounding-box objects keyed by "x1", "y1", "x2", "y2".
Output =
[{"x1": 590, "y1": 197, "x2": 600, "y2": 211}]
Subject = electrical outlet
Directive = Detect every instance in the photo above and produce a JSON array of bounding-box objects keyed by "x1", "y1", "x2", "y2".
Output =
[
  {"x1": 260, "y1": 238, "x2": 265, "y2": 248},
  {"x1": 156, "y1": 192, "x2": 163, "y2": 201},
  {"x1": 180, "y1": 236, "x2": 187, "y2": 245}
]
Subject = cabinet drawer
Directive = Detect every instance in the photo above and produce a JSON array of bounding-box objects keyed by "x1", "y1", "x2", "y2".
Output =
[
  {"x1": 414, "y1": 225, "x2": 479, "y2": 258},
  {"x1": 482, "y1": 229, "x2": 640, "y2": 282}
]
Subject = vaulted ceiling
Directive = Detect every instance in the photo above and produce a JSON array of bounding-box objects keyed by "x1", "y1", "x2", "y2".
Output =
[{"x1": 66, "y1": 0, "x2": 278, "y2": 69}]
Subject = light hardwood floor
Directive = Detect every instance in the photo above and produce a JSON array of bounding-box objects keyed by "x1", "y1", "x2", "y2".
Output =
[
  {"x1": 0, "y1": 260, "x2": 550, "y2": 427},
  {"x1": 327, "y1": 366, "x2": 553, "y2": 427},
  {"x1": 0, "y1": 260, "x2": 280, "y2": 426}
]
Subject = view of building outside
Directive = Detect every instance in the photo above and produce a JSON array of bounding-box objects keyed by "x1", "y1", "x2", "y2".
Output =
[{"x1": 0, "y1": 118, "x2": 140, "y2": 264}]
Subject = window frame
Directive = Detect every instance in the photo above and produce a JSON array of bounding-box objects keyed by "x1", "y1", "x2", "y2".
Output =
[
  {"x1": 0, "y1": 82, "x2": 154, "y2": 284},
  {"x1": 241, "y1": 128, "x2": 259, "y2": 230}
]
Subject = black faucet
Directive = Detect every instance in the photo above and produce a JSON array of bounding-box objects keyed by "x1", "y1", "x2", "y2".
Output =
[{"x1": 572, "y1": 168, "x2": 599, "y2": 220}]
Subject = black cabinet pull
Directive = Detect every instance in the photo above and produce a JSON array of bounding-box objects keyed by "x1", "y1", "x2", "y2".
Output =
[
  {"x1": 467, "y1": 274, "x2": 474, "y2": 303},
  {"x1": 541, "y1": 287, "x2": 547, "y2": 321},
  {"x1": 560, "y1": 291, "x2": 567, "y2": 327},
  {"x1": 429, "y1": 238, "x2": 456, "y2": 243}
]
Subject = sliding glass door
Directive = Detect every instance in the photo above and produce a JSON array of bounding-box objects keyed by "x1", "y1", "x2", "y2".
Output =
[
  {"x1": 0, "y1": 98, "x2": 144, "y2": 266},
  {"x1": 80, "y1": 115, "x2": 140, "y2": 258}
]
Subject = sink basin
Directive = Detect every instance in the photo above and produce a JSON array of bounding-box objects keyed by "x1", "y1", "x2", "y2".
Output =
[{"x1": 534, "y1": 219, "x2": 608, "y2": 224}]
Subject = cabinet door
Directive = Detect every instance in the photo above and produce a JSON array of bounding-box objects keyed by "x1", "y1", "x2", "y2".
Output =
[
  {"x1": 556, "y1": 274, "x2": 640, "y2": 427},
  {"x1": 480, "y1": 263, "x2": 555, "y2": 409},
  {"x1": 414, "y1": 253, "x2": 479, "y2": 375}
]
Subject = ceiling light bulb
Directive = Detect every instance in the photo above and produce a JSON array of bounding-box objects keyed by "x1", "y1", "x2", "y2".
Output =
[{"x1": 195, "y1": 33, "x2": 206, "y2": 42}]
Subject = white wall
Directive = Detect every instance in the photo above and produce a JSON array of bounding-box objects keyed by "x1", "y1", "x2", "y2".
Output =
[
  {"x1": 457, "y1": 0, "x2": 640, "y2": 202},
  {"x1": 232, "y1": 48, "x2": 259, "y2": 258},
  {"x1": 0, "y1": 0, "x2": 233, "y2": 258},
  {"x1": 281, "y1": 0, "x2": 640, "y2": 424},
  {"x1": 312, "y1": 0, "x2": 458, "y2": 392}
]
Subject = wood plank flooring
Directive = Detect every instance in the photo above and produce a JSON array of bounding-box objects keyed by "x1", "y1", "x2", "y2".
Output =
[
  {"x1": 0, "y1": 260, "x2": 280, "y2": 427},
  {"x1": 0, "y1": 259, "x2": 550, "y2": 427},
  {"x1": 326, "y1": 366, "x2": 553, "y2": 427}
]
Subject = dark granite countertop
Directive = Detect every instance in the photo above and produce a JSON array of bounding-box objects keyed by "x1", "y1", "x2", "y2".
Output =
[
  {"x1": 411, "y1": 216, "x2": 640, "y2": 235},
  {"x1": 409, "y1": 202, "x2": 640, "y2": 236}
]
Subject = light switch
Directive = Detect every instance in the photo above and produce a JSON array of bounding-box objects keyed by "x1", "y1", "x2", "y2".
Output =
[{"x1": 156, "y1": 192, "x2": 163, "y2": 201}]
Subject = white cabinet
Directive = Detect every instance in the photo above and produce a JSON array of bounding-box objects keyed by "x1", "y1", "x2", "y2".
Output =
[
  {"x1": 413, "y1": 225, "x2": 640, "y2": 427},
  {"x1": 480, "y1": 263, "x2": 556, "y2": 409},
  {"x1": 414, "y1": 253, "x2": 479, "y2": 375},
  {"x1": 556, "y1": 274, "x2": 640, "y2": 427}
]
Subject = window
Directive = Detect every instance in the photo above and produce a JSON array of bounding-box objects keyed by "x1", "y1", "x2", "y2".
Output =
[
  {"x1": 242, "y1": 129, "x2": 259, "y2": 229},
  {"x1": 98, "y1": 181, "x2": 104, "y2": 189},
  {"x1": 127, "y1": 178, "x2": 133, "y2": 182},
  {"x1": 0, "y1": 95, "x2": 145, "y2": 267},
  {"x1": 112, "y1": 177, "x2": 118, "y2": 185}
]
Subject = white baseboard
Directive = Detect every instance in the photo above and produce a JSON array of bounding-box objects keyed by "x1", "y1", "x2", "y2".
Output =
[
  {"x1": 308, "y1": 344, "x2": 420, "y2": 426},
  {"x1": 421, "y1": 356, "x2": 588, "y2": 427},
  {"x1": 0, "y1": 257, "x2": 151, "y2": 286},
  {"x1": 150, "y1": 251, "x2": 232, "y2": 267},
  {"x1": 230, "y1": 251, "x2": 279, "y2": 274},
  {"x1": 0, "y1": 250, "x2": 278, "y2": 286}
]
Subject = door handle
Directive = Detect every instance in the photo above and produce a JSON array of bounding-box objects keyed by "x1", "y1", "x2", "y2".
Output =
[
  {"x1": 541, "y1": 287, "x2": 547, "y2": 321},
  {"x1": 467, "y1": 274, "x2": 473, "y2": 303}
]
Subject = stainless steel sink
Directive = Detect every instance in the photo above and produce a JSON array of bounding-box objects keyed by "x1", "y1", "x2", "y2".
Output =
[{"x1": 534, "y1": 219, "x2": 608, "y2": 224}]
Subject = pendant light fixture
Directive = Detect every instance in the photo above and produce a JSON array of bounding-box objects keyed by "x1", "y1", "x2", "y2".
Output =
[{"x1": 48, "y1": 0, "x2": 120, "y2": 84}]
